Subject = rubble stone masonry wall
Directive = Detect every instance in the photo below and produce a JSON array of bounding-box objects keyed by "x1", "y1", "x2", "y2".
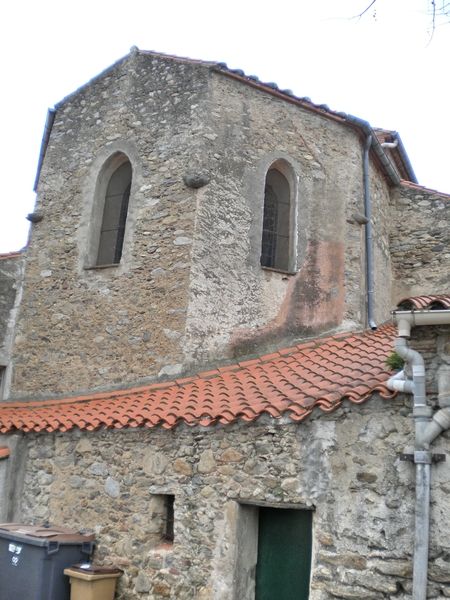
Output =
[
  {"x1": 390, "y1": 183, "x2": 450, "y2": 302},
  {"x1": 2, "y1": 49, "x2": 450, "y2": 600},
  {"x1": 8, "y1": 53, "x2": 211, "y2": 399},
  {"x1": 7, "y1": 52, "x2": 396, "y2": 400},
  {"x1": 14, "y1": 393, "x2": 450, "y2": 600},
  {"x1": 183, "y1": 72, "x2": 392, "y2": 365}
]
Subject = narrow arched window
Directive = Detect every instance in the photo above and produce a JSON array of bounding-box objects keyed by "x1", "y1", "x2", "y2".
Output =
[
  {"x1": 260, "y1": 167, "x2": 292, "y2": 271},
  {"x1": 96, "y1": 160, "x2": 132, "y2": 265}
]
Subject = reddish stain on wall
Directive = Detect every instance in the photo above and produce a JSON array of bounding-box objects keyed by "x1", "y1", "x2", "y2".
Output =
[{"x1": 231, "y1": 240, "x2": 345, "y2": 356}]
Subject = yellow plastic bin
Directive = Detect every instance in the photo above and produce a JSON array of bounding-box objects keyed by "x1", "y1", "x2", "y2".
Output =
[{"x1": 64, "y1": 564, "x2": 123, "y2": 600}]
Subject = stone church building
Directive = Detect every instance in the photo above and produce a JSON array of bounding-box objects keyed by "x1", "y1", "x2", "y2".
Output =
[{"x1": 0, "y1": 49, "x2": 449, "y2": 599}]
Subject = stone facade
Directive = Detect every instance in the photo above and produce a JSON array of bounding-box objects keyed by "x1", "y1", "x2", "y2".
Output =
[
  {"x1": 6, "y1": 51, "x2": 396, "y2": 401},
  {"x1": 0, "y1": 50, "x2": 449, "y2": 600},
  {"x1": 8, "y1": 52, "x2": 211, "y2": 399},
  {"x1": 6, "y1": 325, "x2": 449, "y2": 600},
  {"x1": 390, "y1": 183, "x2": 450, "y2": 302},
  {"x1": 183, "y1": 72, "x2": 375, "y2": 364},
  {"x1": 13, "y1": 383, "x2": 450, "y2": 600}
]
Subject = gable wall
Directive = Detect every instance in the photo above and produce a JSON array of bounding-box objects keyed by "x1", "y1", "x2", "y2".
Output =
[
  {"x1": 7, "y1": 54, "x2": 211, "y2": 400},
  {"x1": 7, "y1": 54, "x2": 396, "y2": 400}
]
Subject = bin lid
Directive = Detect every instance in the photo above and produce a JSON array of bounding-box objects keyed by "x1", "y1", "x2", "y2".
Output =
[
  {"x1": 70, "y1": 563, "x2": 124, "y2": 575},
  {"x1": 64, "y1": 567, "x2": 123, "y2": 582},
  {"x1": 0, "y1": 523, "x2": 95, "y2": 544}
]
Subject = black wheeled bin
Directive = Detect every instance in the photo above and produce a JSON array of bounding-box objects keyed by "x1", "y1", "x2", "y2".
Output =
[{"x1": 0, "y1": 523, "x2": 95, "y2": 600}]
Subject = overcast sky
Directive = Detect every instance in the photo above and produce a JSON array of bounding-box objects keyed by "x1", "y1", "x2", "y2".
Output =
[{"x1": 1, "y1": 0, "x2": 448, "y2": 252}]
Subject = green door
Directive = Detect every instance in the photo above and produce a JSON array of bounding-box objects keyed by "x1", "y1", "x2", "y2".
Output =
[{"x1": 255, "y1": 508, "x2": 312, "y2": 600}]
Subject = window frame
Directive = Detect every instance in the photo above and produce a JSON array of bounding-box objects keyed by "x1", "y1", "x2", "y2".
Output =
[
  {"x1": 96, "y1": 162, "x2": 132, "y2": 266},
  {"x1": 260, "y1": 160, "x2": 298, "y2": 274},
  {"x1": 86, "y1": 152, "x2": 133, "y2": 269}
]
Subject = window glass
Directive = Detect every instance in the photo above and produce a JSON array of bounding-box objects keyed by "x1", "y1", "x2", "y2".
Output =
[
  {"x1": 261, "y1": 169, "x2": 291, "y2": 271},
  {"x1": 97, "y1": 161, "x2": 132, "y2": 265}
]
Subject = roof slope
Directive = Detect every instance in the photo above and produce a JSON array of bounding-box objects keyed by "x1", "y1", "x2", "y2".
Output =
[
  {"x1": 0, "y1": 325, "x2": 396, "y2": 434},
  {"x1": 33, "y1": 49, "x2": 415, "y2": 194}
]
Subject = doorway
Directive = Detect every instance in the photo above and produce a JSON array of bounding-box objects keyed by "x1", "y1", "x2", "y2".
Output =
[{"x1": 255, "y1": 507, "x2": 312, "y2": 600}]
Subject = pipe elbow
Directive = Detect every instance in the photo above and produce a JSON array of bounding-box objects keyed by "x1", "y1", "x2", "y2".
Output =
[
  {"x1": 386, "y1": 369, "x2": 408, "y2": 391},
  {"x1": 417, "y1": 408, "x2": 450, "y2": 447},
  {"x1": 394, "y1": 338, "x2": 424, "y2": 368},
  {"x1": 388, "y1": 379, "x2": 414, "y2": 393}
]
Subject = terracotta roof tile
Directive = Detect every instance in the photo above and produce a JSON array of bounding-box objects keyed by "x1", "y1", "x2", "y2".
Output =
[
  {"x1": 0, "y1": 447, "x2": 10, "y2": 460},
  {"x1": 0, "y1": 251, "x2": 22, "y2": 261},
  {"x1": 400, "y1": 180, "x2": 450, "y2": 199},
  {"x1": 0, "y1": 325, "x2": 397, "y2": 434},
  {"x1": 396, "y1": 294, "x2": 450, "y2": 311}
]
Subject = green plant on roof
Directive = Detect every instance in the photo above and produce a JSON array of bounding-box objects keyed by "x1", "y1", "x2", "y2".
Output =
[{"x1": 386, "y1": 351, "x2": 405, "y2": 371}]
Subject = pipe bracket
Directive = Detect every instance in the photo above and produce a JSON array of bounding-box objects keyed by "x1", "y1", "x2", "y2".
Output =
[
  {"x1": 413, "y1": 405, "x2": 433, "y2": 419},
  {"x1": 399, "y1": 453, "x2": 445, "y2": 463},
  {"x1": 432, "y1": 453, "x2": 446, "y2": 463},
  {"x1": 415, "y1": 451, "x2": 432, "y2": 464}
]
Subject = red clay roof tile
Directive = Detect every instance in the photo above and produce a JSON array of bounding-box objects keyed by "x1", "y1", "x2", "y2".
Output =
[
  {"x1": 0, "y1": 252, "x2": 22, "y2": 261},
  {"x1": 396, "y1": 295, "x2": 450, "y2": 311},
  {"x1": 0, "y1": 447, "x2": 10, "y2": 460},
  {"x1": 400, "y1": 180, "x2": 450, "y2": 199},
  {"x1": 0, "y1": 325, "x2": 397, "y2": 434}
]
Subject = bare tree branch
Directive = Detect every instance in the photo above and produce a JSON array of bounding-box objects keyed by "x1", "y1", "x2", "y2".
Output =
[
  {"x1": 355, "y1": 0, "x2": 450, "y2": 37},
  {"x1": 436, "y1": 1, "x2": 450, "y2": 15},
  {"x1": 353, "y1": 0, "x2": 377, "y2": 20},
  {"x1": 432, "y1": 0, "x2": 436, "y2": 33}
]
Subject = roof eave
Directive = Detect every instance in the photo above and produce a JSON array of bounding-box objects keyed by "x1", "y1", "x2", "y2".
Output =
[
  {"x1": 392, "y1": 132, "x2": 418, "y2": 184},
  {"x1": 213, "y1": 67, "x2": 401, "y2": 187},
  {"x1": 342, "y1": 115, "x2": 401, "y2": 186}
]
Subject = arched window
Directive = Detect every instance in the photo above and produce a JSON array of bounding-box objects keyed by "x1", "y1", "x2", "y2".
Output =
[
  {"x1": 96, "y1": 159, "x2": 132, "y2": 265},
  {"x1": 260, "y1": 167, "x2": 292, "y2": 271}
]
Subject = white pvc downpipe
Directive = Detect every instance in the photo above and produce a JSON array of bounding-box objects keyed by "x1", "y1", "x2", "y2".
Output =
[
  {"x1": 389, "y1": 337, "x2": 431, "y2": 600},
  {"x1": 387, "y1": 309, "x2": 450, "y2": 600},
  {"x1": 395, "y1": 310, "x2": 450, "y2": 338}
]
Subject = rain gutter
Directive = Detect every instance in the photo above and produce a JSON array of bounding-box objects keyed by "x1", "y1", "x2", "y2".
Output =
[
  {"x1": 33, "y1": 108, "x2": 56, "y2": 193},
  {"x1": 389, "y1": 131, "x2": 418, "y2": 184},
  {"x1": 343, "y1": 115, "x2": 401, "y2": 186}
]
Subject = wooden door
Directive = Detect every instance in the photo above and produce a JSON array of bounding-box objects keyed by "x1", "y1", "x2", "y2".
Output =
[{"x1": 255, "y1": 508, "x2": 312, "y2": 600}]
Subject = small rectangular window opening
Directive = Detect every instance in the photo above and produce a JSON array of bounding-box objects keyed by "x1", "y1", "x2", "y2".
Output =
[{"x1": 163, "y1": 494, "x2": 175, "y2": 543}]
